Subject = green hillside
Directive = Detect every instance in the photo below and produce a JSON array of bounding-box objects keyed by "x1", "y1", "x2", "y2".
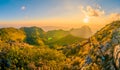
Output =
[
  {"x1": 20, "y1": 27, "x2": 86, "y2": 47},
  {"x1": 49, "y1": 34, "x2": 85, "y2": 47},
  {"x1": 45, "y1": 29, "x2": 69, "y2": 42},
  {"x1": 45, "y1": 29, "x2": 86, "y2": 47},
  {"x1": 20, "y1": 26, "x2": 45, "y2": 46},
  {"x1": 0, "y1": 27, "x2": 26, "y2": 42}
]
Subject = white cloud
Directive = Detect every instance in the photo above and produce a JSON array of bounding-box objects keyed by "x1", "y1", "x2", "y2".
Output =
[
  {"x1": 21, "y1": 6, "x2": 26, "y2": 10},
  {"x1": 80, "y1": 5, "x2": 105, "y2": 17},
  {"x1": 109, "y1": 13, "x2": 120, "y2": 21}
]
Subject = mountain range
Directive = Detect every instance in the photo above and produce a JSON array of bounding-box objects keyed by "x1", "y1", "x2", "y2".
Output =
[{"x1": 0, "y1": 25, "x2": 92, "y2": 47}]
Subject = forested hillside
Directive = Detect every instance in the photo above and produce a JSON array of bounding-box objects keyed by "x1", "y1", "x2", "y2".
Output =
[
  {"x1": 0, "y1": 26, "x2": 86, "y2": 70},
  {"x1": 20, "y1": 27, "x2": 86, "y2": 47}
]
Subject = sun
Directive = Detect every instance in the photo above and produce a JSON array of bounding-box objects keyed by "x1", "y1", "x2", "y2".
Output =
[{"x1": 83, "y1": 17, "x2": 89, "y2": 23}]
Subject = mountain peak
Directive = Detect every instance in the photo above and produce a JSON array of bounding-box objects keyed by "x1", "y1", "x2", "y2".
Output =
[{"x1": 70, "y1": 25, "x2": 92, "y2": 38}]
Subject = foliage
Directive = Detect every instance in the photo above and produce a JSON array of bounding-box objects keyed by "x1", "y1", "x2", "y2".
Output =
[
  {"x1": 0, "y1": 27, "x2": 26, "y2": 42},
  {"x1": 0, "y1": 43, "x2": 66, "y2": 70},
  {"x1": 21, "y1": 27, "x2": 45, "y2": 46}
]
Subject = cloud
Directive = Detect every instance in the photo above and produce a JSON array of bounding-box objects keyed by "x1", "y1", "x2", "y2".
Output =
[
  {"x1": 109, "y1": 13, "x2": 120, "y2": 20},
  {"x1": 21, "y1": 6, "x2": 26, "y2": 10},
  {"x1": 80, "y1": 5, "x2": 105, "y2": 17}
]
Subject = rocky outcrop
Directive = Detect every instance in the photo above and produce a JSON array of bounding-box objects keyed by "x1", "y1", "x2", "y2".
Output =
[
  {"x1": 114, "y1": 45, "x2": 120, "y2": 69},
  {"x1": 98, "y1": 27, "x2": 120, "y2": 70},
  {"x1": 74, "y1": 21, "x2": 120, "y2": 70},
  {"x1": 97, "y1": 23, "x2": 120, "y2": 70},
  {"x1": 111, "y1": 28, "x2": 120, "y2": 70}
]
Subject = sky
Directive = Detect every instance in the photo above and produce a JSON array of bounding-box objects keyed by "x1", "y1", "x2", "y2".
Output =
[{"x1": 0, "y1": 0, "x2": 120, "y2": 32}]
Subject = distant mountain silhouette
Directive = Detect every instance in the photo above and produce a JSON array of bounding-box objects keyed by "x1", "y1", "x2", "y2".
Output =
[
  {"x1": 41, "y1": 26, "x2": 66, "y2": 31},
  {"x1": 70, "y1": 25, "x2": 92, "y2": 38}
]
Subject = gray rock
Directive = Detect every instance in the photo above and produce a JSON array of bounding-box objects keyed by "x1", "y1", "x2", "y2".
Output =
[
  {"x1": 112, "y1": 37, "x2": 119, "y2": 45},
  {"x1": 114, "y1": 45, "x2": 120, "y2": 69}
]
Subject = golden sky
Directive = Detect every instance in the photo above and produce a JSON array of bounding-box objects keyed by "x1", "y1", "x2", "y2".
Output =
[{"x1": 0, "y1": 0, "x2": 120, "y2": 33}]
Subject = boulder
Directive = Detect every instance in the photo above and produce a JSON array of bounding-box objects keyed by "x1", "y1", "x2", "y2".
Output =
[{"x1": 114, "y1": 45, "x2": 120, "y2": 69}]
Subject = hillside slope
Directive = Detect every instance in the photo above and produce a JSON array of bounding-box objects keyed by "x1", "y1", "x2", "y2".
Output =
[
  {"x1": 0, "y1": 27, "x2": 26, "y2": 42},
  {"x1": 21, "y1": 27, "x2": 45, "y2": 46},
  {"x1": 70, "y1": 25, "x2": 92, "y2": 38},
  {"x1": 65, "y1": 21, "x2": 120, "y2": 70},
  {"x1": 48, "y1": 34, "x2": 85, "y2": 47}
]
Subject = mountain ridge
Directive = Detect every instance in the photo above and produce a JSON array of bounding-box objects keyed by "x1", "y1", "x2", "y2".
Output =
[{"x1": 65, "y1": 21, "x2": 120, "y2": 70}]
